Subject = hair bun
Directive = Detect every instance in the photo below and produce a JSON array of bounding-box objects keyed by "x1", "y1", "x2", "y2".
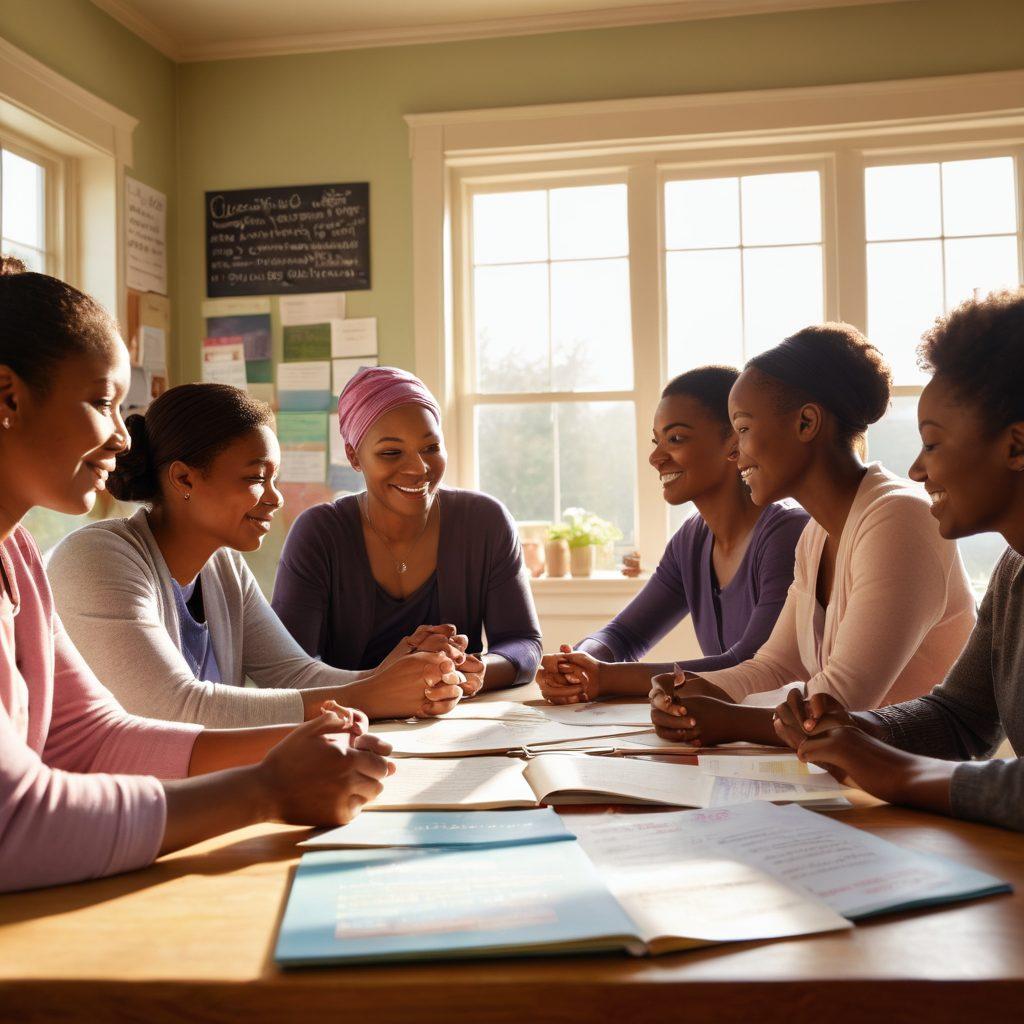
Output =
[
  {"x1": 106, "y1": 413, "x2": 159, "y2": 503},
  {"x1": 0, "y1": 255, "x2": 28, "y2": 277}
]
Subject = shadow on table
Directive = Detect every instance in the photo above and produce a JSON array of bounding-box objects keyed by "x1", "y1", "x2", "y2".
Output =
[{"x1": 0, "y1": 826, "x2": 315, "y2": 927}]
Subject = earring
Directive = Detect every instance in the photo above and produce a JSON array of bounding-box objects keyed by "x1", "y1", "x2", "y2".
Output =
[
  {"x1": 1, "y1": 417, "x2": 9, "y2": 429},
  {"x1": 184, "y1": 492, "x2": 191, "y2": 502}
]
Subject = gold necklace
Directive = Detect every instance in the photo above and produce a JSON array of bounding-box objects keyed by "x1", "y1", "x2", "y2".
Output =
[{"x1": 360, "y1": 491, "x2": 438, "y2": 576}]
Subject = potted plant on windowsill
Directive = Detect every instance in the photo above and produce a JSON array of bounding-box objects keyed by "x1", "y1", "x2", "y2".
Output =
[{"x1": 548, "y1": 507, "x2": 622, "y2": 578}]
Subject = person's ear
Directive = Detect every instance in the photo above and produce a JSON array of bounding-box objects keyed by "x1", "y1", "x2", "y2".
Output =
[
  {"x1": 166, "y1": 460, "x2": 198, "y2": 502},
  {"x1": 797, "y1": 403, "x2": 823, "y2": 444},
  {"x1": 0, "y1": 364, "x2": 24, "y2": 430},
  {"x1": 1006, "y1": 421, "x2": 1024, "y2": 473},
  {"x1": 345, "y1": 442, "x2": 361, "y2": 471}
]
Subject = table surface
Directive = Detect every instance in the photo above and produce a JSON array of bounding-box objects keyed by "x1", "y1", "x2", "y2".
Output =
[{"x1": 3, "y1": 691, "x2": 1023, "y2": 1023}]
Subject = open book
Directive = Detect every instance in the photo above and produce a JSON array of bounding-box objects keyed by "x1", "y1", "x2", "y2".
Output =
[
  {"x1": 368, "y1": 753, "x2": 852, "y2": 811},
  {"x1": 275, "y1": 830, "x2": 849, "y2": 967}
]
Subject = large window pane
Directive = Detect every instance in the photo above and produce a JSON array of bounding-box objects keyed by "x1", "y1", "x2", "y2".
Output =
[
  {"x1": 867, "y1": 239, "x2": 943, "y2": 385},
  {"x1": 666, "y1": 249, "x2": 743, "y2": 373},
  {"x1": 942, "y1": 157, "x2": 1017, "y2": 237},
  {"x1": 740, "y1": 171, "x2": 821, "y2": 246},
  {"x1": 742, "y1": 245, "x2": 824, "y2": 357},
  {"x1": 944, "y1": 235, "x2": 1020, "y2": 309},
  {"x1": 551, "y1": 258, "x2": 632, "y2": 390},
  {"x1": 549, "y1": 184, "x2": 628, "y2": 260},
  {"x1": 557, "y1": 401, "x2": 636, "y2": 548},
  {"x1": 476, "y1": 403, "x2": 555, "y2": 522},
  {"x1": 665, "y1": 177, "x2": 740, "y2": 250},
  {"x1": 865, "y1": 163, "x2": 941, "y2": 241},
  {"x1": 474, "y1": 263, "x2": 549, "y2": 393},
  {"x1": 2, "y1": 150, "x2": 44, "y2": 249},
  {"x1": 472, "y1": 191, "x2": 547, "y2": 265}
]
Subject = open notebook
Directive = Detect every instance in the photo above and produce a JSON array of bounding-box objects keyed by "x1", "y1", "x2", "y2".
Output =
[{"x1": 367, "y1": 753, "x2": 853, "y2": 810}]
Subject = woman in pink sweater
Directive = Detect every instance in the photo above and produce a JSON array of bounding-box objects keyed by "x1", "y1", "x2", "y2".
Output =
[
  {"x1": 0, "y1": 259, "x2": 398, "y2": 893},
  {"x1": 650, "y1": 323, "x2": 976, "y2": 747}
]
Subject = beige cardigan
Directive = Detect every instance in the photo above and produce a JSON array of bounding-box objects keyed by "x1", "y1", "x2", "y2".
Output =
[{"x1": 702, "y1": 464, "x2": 977, "y2": 710}]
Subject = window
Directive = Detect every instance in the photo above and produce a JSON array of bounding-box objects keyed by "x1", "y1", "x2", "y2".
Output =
[
  {"x1": 416, "y1": 74, "x2": 1024, "y2": 584},
  {"x1": 467, "y1": 183, "x2": 637, "y2": 555},
  {"x1": 1, "y1": 145, "x2": 49, "y2": 273}
]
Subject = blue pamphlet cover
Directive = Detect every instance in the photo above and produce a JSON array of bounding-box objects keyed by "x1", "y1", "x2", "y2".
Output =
[
  {"x1": 299, "y1": 808, "x2": 573, "y2": 850},
  {"x1": 275, "y1": 838, "x2": 639, "y2": 967}
]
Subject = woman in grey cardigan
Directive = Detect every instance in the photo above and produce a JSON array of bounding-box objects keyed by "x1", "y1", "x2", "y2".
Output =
[
  {"x1": 772, "y1": 289, "x2": 1024, "y2": 832},
  {"x1": 47, "y1": 384, "x2": 468, "y2": 728}
]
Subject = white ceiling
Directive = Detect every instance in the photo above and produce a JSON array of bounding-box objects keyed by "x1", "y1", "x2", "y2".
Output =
[{"x1": 89, "y1": 0, "x2": 912, "y2": 62}]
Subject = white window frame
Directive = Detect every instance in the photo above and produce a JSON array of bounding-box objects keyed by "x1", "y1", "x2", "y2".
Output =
[{"x1": 407, "y1": 70, "x2": 1024, "y2": 577}]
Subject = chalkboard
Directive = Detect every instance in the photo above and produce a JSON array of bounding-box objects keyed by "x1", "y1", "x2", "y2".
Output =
[{"x1": 205, "y1": 183, "x2": 370, "y2": 297}]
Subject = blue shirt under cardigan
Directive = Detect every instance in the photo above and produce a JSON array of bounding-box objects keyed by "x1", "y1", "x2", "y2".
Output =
[{"x1": 271, "y1": 488, "x2": 543, "y2": 686}]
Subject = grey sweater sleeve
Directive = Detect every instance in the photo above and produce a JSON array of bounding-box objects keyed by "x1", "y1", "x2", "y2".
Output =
[
  {"x1": 871, "y1": 551, "x2": 1024, "y2": 832},
  {"x1": 48, "y1": 526, "x2": 305, "y2": 729}
]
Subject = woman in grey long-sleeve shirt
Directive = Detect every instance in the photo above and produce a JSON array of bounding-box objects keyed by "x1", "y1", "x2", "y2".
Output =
[
  {"x1": 48, "y1": 384, "x2": 463, "y2": 727},
  {"x1": 772, "y1": 290, "x2": 1024, "y2": 831}
]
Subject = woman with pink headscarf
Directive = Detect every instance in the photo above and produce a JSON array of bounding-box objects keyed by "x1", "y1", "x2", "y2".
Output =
[{"x1": 271, "y1": 366, "x2": 543, "y2": 692}]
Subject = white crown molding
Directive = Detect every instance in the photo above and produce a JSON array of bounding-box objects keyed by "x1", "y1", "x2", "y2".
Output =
[
  {"x1": 0, "y1": 35, "x2": 137, "y2": 162},
  {"x1": 89, "y1": 0, "x2": 182, "y2": 61},
  {"x1": 89, "y1": 0, "x2": 910, "y2": 63}
]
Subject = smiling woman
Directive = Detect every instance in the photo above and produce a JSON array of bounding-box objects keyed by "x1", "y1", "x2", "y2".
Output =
[{"x1": 46, "y1": 383, "x2": 464, "y2": 727}]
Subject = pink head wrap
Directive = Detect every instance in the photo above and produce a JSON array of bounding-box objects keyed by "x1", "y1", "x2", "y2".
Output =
[{"x1": 337, "y1": 365, "x2": 442, "y2": 452}]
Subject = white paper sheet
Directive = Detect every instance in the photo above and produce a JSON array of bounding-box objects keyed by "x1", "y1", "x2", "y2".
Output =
[
  {"x1": 125, "y1": 176, "x2": 167, "y2": 294},
  {"x1": 201, "y1": 340, "x2": 247, "y2": 387},
  {"x1": 533, "y1": 702, "x2": 654, "y2": 728},
  {"x1": 707, "y1": 776, "x2": 852, "y2": 808},
  {"x1": 332, "y1": 317, "x2": 377, "y2": 358},
  {"x1": 332, "y1": 356, "x2": 378, "y2": 394},
  {"x1": 277, "y1": 361, "x2": 331, "y2": 392},
  {"x1": 370, "y1": 757, "x2": 537, "y2": 810},
  {"x1": 201, "y1": 297, "x2": 272, "y2": 318},
  {"x1": 568, "y1": 804, "x2": 850, "y2": 945},
  {"x1": 140, "y1": 325, "x2": 166, "y2": 377},
  {"x1": 698, "y1": 753, "x2": 846, "y2": 791},
  {"x1": 279, "y1": 292, "x2": 346, "y2": 326},
  {"x1": 280, "y1": 448, "x2": 326, "y2": 483}
]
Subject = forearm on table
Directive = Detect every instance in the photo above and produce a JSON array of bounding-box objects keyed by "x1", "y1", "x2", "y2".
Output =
[
  {"x1": 602, "y1": 661, "x2": 676, "y2": 697},
  {"x1": 724, "y1": 705, "x2": 785, "y2": 746},
  {"x1": 160, "y1": 764, "x2": 270, "y2": 854},
  {"x1": 186, "y1": 726, "x2": 293, "y2": 775},
  {"x1": 480, "y1": 653, "x2": 518, "y2": 690}
]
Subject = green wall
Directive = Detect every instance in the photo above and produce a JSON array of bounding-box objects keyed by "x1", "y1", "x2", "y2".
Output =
[
  {"x1": 176, "y1": 0, "x2": 1024, "y2": 382},
  {"x1": 0, "y1": 0, "x2": 178, "y2": 310}
]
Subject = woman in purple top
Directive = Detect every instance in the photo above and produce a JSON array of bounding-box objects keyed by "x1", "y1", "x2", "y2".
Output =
[
  {"x1": 538, "y1": 366, "x2": 808, "y2": 703},
  {"x1": 273, "y1": 366, "x2": 542, "y2": 691}
]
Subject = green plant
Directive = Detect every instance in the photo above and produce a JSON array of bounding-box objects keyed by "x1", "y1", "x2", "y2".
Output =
[{"x1": 546, "y1": 507, "x2": 622, "y2": 549}]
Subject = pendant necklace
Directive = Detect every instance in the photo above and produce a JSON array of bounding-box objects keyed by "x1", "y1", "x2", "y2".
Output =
[{"x1": 360, "y1": 491, "x2": 438, "y2": 578}]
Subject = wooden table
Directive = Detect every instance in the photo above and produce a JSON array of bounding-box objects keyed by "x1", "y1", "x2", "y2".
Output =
[{"x1": 2, "y1": 802, "x2": 1023, "y2": 1023}]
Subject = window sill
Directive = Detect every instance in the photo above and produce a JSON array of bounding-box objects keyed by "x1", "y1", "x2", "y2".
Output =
[{"x1": 529, "y1": 571, "x2": 648, "y2": 618}]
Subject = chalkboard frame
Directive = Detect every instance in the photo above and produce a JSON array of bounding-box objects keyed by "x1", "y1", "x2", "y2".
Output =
[{"x1": 205, "y1": 182, "x2": 371, "y2": 297}]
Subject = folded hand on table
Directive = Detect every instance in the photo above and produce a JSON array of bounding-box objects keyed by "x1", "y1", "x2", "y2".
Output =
[
  {"x1": 537, "y1": 644, "x2": 603, "y2": 704},
  {"x1": 648, "y1": 670, "x2": 738, "y2": 746}
]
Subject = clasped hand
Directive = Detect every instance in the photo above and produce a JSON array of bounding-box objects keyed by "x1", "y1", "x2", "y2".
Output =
[
  {"x1": 648, "y1": 670, "x2": 736, "y2": 746},
  {"x1": 537, "y1": 644, "x2": 602, "y2": 704}
]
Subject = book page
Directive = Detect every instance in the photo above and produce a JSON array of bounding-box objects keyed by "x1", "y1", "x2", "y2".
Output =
[
  {"x1": 524, "y1": 755, "x2": 715, "y2": 807},
  {"x1": 699, "y1": 753, "x2": 848, "y2": 791},
  {"x1": 373, "y1": 719, "x2": 646, "y2": 756},
  {"x1": 369, "y1": 757, "x2": 537, "y2": 810},
  {"x1": 531, "y1": 702, "x2": 655, "y2": 728},
  {"x1": 568, "y1": 808, "x2": 849, "y2": 946},
  {"x1": 707, "y1": 776, "x2": 853, "y2": 807}
]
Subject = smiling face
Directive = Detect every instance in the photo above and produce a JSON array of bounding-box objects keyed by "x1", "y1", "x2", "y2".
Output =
[
  {"x1": 0, "y1": 337, "x2": 131, "y2": 519},
  {"x1": 348, "y1": 403, "x2": 446, "y2": 516},
  {"x1": 909, "y1": 374, "x2": 1024, "y2": 541},
  {"x1": 729, "y1": 367, "x2": 818, "y2": 506},
  {"x1": 649, "y1": 393, "x2": 739, "y2": 505},
  {"x1": 177, "y1": 425, "x2": 284, "y2": 552}
]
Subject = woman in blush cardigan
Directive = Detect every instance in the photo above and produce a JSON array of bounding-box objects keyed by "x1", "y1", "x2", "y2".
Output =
[
  {"x1": 650, "y1": 323, "x2": 977, "y2": 748},
  {"x1": 272, "y1": 366, "x2": 542, "y2": 692},
  {"x1": 0, "y1": 259, "x2": 393, "y2": 893},
  {"x1": 537, "y1": 366, "x2": 808, "y2": 704}
]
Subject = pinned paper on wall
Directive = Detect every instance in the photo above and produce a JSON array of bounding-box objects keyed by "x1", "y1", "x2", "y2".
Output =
[
  {"x1": 277, "y1": 412, "x2": 328, "y2": 445},
  {"x1": 281, "y1": 449, "x2": 327, "y2": 483},
  {"x1": 249, "y1": 383, "x2": 276, "y2": 406},
  {"x1": 207, "y1": 313, "x2": 272, "y2": 362},
  {"x1": 280, "y1": 292, "x2": 347, "y2": 326},
  {"x1": 125, "y1": 177, "x2": 167, "y2": 295},
  {"x1": 201, "y1": 297, "x2": 272, "y2": 319},
  {"x1": 202, "y1": 336, "x2": 247, "y2": 388},
  {"x1": 140, "y1": 325, "x2": 167, "y2": 379},
  {"x1": 277, "y1": 361, "x2": 332, "y2": 412},
  {"x1": 329, "y1": 419, "x2": 348, "y2": 466},
  {"x1": 283, "y1": 323, "x2": 333, "y2": 362},
  {"x1": 327, "y1": 463, "x2": 364, "y2": 494},
  {"x1": 332, "y1": 317, "x2": 377, "y2": 358},
  {"x1": 122, "y1": 365, "x2": 151, "y2": 416},
  {"x1": 332, "y1": 356, "x2": 378, "y2": 395},
  {"x1": 277, "y1": 412, "x2": 328, "y2": 484}
]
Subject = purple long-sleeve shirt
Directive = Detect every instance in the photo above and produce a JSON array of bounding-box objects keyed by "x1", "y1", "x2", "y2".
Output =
[
  {"x1": 576, "y1": 502, "x2": 809, "y2": 672},
  {"x1": 272, "y1": 488, "x2": 542, "y2": 686}
]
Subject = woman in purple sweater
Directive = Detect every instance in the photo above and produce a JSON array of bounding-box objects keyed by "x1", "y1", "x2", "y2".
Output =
[
  {"x1": 539, "y1": 366, "x2": 808, "y2": 703},
  {"x1": 272, "y1": 366, "x2": 542, "y2": 692}
]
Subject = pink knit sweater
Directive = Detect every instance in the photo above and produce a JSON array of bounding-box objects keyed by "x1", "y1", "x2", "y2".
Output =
[{"x1": 0, "y1": 526, "x2": 200, "y2": 892}]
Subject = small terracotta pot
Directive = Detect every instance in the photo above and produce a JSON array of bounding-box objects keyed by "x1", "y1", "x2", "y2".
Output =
[
  {"x1": 522, "y1": 540, "x2": 545, "y2": 578},
  {"x1": 569, "y1": 544, "x2": 595, "y2": 578},
  {"x1": 544, "y1": 539, "x2": 570, "y2": 578}
]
